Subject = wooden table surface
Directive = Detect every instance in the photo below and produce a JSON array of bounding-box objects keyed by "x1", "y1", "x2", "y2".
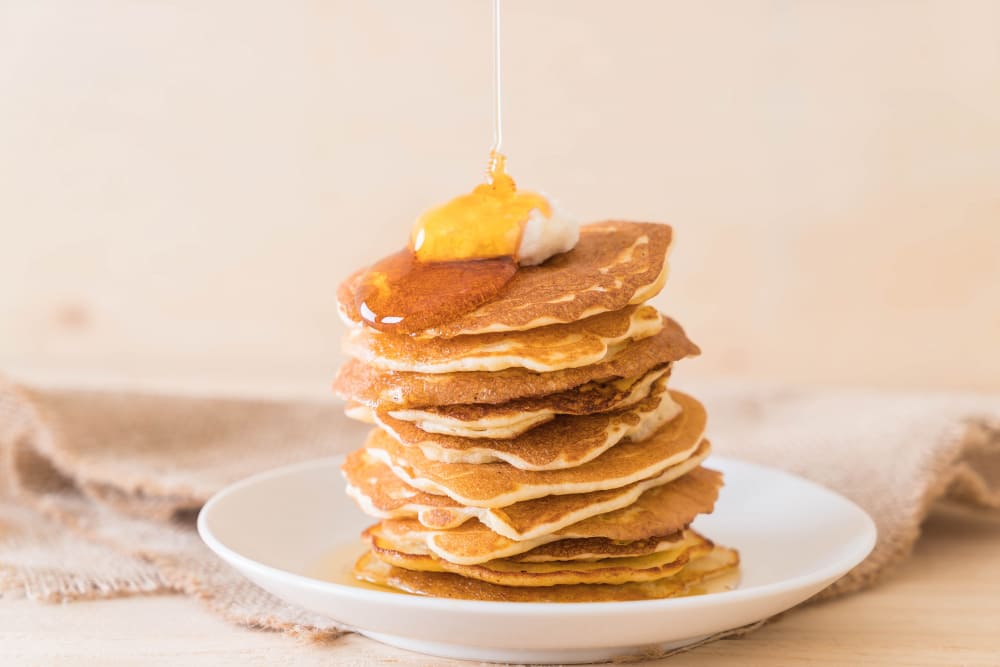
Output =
[{"x1": 3, "y1": 505, "x2": 998, "y2": 666}]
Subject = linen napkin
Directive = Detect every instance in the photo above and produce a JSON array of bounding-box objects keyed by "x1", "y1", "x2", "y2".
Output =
[{"x1": 1, "y1": 375, "x2": 997, "y2": 650}]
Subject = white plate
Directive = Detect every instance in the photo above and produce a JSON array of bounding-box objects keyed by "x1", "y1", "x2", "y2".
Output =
[{"x1": 198, "y1": 456, "x2": 876, "y2": 664}]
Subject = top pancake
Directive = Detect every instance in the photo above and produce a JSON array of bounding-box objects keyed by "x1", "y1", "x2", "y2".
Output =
[
  {"x1": 334, "y1": 319, "x2": 699, "y2": 410},
  {"x1": 338, "y1": 221, "x2": 672, "y2": 337},
  {"x1": 342, "y1": 305, "x2": 663, "y2": 374}
]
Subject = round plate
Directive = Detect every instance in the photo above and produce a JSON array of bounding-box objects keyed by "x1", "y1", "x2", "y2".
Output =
[{"x1": 198, "y1": 456, "x2": 875, "y2": 664}]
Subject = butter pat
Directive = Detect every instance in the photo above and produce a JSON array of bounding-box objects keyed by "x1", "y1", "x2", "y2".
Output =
[{"x1": 517, "y1": 204, "x2": 579, "y2": 266}]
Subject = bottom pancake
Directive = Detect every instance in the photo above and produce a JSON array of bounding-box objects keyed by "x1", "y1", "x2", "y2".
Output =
[
  {"x1": 354, "y1": 546, "x2": 740, "y2": 602},
  {"x1": 366, "y1": 529, "x2": 711, "y2": 587}
]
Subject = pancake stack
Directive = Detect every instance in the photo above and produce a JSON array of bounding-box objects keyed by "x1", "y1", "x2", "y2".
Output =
[{"x1": 334, "y1": 221, "x2": 739, "y2": 601}]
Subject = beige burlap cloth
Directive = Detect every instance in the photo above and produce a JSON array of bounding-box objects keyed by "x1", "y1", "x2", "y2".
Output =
[{"x1": 1, "y1": 376, "x2": 998, "y2": 651}]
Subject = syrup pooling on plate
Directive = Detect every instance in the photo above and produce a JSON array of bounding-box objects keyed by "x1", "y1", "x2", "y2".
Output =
[{"x1": 353, "y1": 153, "x2": 552, "y2": 334}]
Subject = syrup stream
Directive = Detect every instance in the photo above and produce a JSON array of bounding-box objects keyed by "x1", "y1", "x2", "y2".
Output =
[
  {"x1": 350, "y1": 0, "x2": 533, "y2": 334},
  {"x1": 491, "y1": 0, "x2": 503, "y2": 173}
]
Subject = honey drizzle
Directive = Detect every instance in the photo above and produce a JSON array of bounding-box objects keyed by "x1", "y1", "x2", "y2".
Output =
[
  {"x1": 491, "y1": 0, "x2": 503, "y2": 161},
  {"x1": 410, "y1": 152, "x2": 550, "y2": 264},
  {"x1": 352, "y1": 0, "x2": 551, "y2": 334}
]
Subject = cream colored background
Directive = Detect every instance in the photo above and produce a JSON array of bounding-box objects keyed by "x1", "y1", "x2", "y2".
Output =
[{"x1": 2, "y1": 0, "x2": 999, "y2": 393}]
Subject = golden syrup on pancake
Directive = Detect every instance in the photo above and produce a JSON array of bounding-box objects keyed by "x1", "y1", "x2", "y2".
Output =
[
  {"x1": 352, "y1": 153, "x2": 550, "y2": 334},
  {"x1": 352, "y1": 249, "x2": 517, "y2": 334}
]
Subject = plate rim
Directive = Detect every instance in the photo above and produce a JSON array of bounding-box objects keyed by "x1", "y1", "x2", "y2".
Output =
[{"x1": 197, "y1": 454, "x2": 877, "y2": 615}]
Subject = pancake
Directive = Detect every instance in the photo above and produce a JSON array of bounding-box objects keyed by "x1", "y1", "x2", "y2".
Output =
[
  {"x1": 367, "y1": 531, "x2": 711, "y2": 587},
  {"x1": 378, "y1": 365, "x2": 671, "y2": 440},
  {"x1": 343, "y1": 305, "x2": 663, "y2": 374},
  {"x1": 364, "y1": 520, "x2": 690, "y2": 563},
  {"x1": 373, "y1": 378, "x2": 679, "y2": 469},
  {"x1": 334, "y1": 318, "x2": 698, "y2": 410},
  {"x1": 365, "y1": 391, "x2": 707, "y2": 508},
  {"x1": 338, "y1": 221, "x2": 672, "y2": 338},
  {"x1": 431, "y1": 441, "x2": 710, "y2": 539},
  {"x1": 354, "y1": 545, "x2": 739, "y2": 602},
  {"x1": 426, "y1": 466, "x2": 722, "y2": 563},
  {"x1": 343, "y1": 449, "x2": 462, "y2": 522},
  {"x1": 364, "y1": 466, "x2": 723, "y2": 565},
  {"x1": 346, "y1": 440, "x2": 711, "y2": 539},
  {"x1": 367, "y1": 521, "x2": 692, "y2": 570},
  {"x1": 344, "y1": 400, "x2": 376, "y2": 424},
  {"x1": 508, "y1": 533, "x2": 687, "y2": 563}
]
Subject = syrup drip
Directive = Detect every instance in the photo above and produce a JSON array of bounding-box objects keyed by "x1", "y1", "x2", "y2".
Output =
[{"x1": 352, "y1": 1, "x2": 550, "y2": 334}]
